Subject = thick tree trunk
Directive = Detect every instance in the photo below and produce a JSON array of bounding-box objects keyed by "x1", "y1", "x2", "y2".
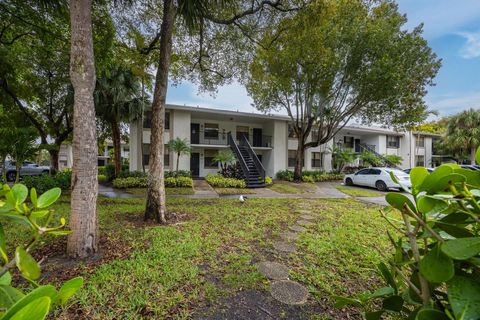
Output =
[
  {"x1": 49, "y1": 148, "x2": 59, "y2": 174},
  {"x1": 67, "y1": 0, "x2": 98, "y2": 258},
  {"x1": 111, "y1": 118, "x2": 122, "y2": 177},
  {"x1": 144, "y1": 0, "x2": 175, "y2": 223},
  {"x1": 293, "y1": 142, "x2": 305, "y2": 182},
  {"x1": 176, "y1": 152, "x2": 180, "y2": 172},
  {"x1": 471, "y1": 146, "x2": 477, "y2": 165}
]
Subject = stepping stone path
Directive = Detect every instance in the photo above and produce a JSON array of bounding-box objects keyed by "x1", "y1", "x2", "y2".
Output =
[
  {"x1": 297, "y1": 220, "x2": 314, "y2": 227},
  {"x1": 280, "y1": 231, "x2": 299, "y2": 240},
  {"x1": 273, "y1": 241, "x2": 298, "y2": 253},
  {"x1": 256, "y1": 205, "x2": 325, "y2": 306},
  {"x1": 270, "y1": 280, "x2": 310, "y2": 305},
  {"x1": 288, "y1": 225, "x2": 306, "y2": 232},
  {"x1": 257, "y1": 261, "x2": 289, "y2": 280}
]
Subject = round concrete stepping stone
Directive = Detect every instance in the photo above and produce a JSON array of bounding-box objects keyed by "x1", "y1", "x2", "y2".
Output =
[
  {"x1": 299, "y1": 214, "x2": 315, "y2": 220},
  {"x1": 288, "y1": 225, "x2": 306, "y2": 232},
  {"x1": 280, "y1": 231, "x2": 299, "y2": 240},
  {"x1": 273, "y1": 241, "x2": 298, "y2": 253},
  {"x1": 297, "y1": 220, "x2": 314, "y2": 226},
  {"x1": 270, "y1": 280, "x2": 309, "y2": 305},
  {"x1": 257, "y1": 261, "x2": 289, "y2": 280}
]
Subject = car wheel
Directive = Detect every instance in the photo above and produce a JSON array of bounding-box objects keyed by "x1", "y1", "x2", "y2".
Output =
[
  {"x1": 345, "y1": 178, "x2": 354, "y2": 186},
  {"x1": 6, "y1": 171, "x2": 16, "y2": 182},
  {"x1": 375, "y1": 180, "x2": 387, "y2": 191}
]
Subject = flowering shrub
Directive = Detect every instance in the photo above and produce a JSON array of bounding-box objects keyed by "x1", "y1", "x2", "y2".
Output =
[{"x1": 205, "y1": 174, "x2": 246, "y2": 188}]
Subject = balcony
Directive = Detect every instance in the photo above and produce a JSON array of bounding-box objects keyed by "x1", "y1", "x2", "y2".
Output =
[{"x1": 191, "y1": 130, "x2": 272, "y2": 148}]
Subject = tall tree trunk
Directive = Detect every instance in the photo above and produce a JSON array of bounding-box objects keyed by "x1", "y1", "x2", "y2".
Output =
[
  {"x1": 67, "y1": 0, "x2": 98, "y2": 258},
  {"x1": 293, "y1": 141, "x2": 305, "y2": 182},
  {"x1": 176, "y1": 152, "x2": 180, "y2": 172},
  {"x1": 144, "y1": 0, "x2": 175, "y2": 223},
  {"x1": 49, "y1": 148, "x2": 59, "y2": 174},
  {"x1": 471, "y1": 146, "x2": 477, "y2": 165},
  {"x1": 15, "y1": 162, "x2": 20, "y2": 183},
  {"x1": 111, "y1": 118, "x2": 122, "y2": 177}
]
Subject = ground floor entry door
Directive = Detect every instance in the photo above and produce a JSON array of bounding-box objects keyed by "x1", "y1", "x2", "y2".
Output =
[{"x1": 190, "y1": 153, "x2": 200, "y2": 177}]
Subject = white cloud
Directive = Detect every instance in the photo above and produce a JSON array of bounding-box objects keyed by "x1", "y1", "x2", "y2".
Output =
[
  {"x1": 428, "y1": 91, "x2": 480, "y2": 115},
  {"x1": 458, "y1": 31, "x2": 480, "y2": 58}
]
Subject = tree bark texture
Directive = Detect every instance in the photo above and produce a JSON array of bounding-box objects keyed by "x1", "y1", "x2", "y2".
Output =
[
  {"x1": 67, "y1": 0, "x2": 98, "y2": 258},
  {"x1": 144, "y1": 0, "x2": 175, "y2": 223},
  {"x1": 294, "y1": 135, "x2": 306, "y2": 182},
  {"x1": 111, "y1": 118, "x2": 122, "y2": 177},
  {"x1": 471, "y1": 146, "x2": 477, "y2": 165},
  {"x1": 49, "y1": 148, "x2": 59, "y2": 174}
]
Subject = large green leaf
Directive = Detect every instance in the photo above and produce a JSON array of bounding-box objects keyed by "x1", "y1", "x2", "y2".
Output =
[
  {"x1": 30, "y1": 188, "x2": 37, "y2": 208},
  {"x1": 10, "y1": 184, "x2": 28, "y2": 206},
  {"x1": 0, "y1": 223, "x2": 7, "y2": 263},
  {"x1": 0, "y1": 285, "x2": 24, "y2": 309},
  {"x1": 415, "y1": 308, "x2": 449, "y2": 320},
  {"x1": 55, "y1": 277, "x2": 83, "y2": 306},
  {"x1": 0, "y1": 272, "x2": 12, "y2": 286},
  {"x1": 447, "y1": 276, "x2": 480, "y2": 320},
  {"x1": 382, "y1": 295, "x2": 403, "y2": 312},
  {"x1": 1, "y1": 285, "x2": 56, "y2": 320},
  {"x1": 385, "y1": 193, "x2": 416, "y2": 212},
  {"x1": 9, "y1": 297, "x2": 51, "y2": 320},
  {"x1": 442, "y1": 238, "x2": 480, "y2": 260},
  {"x1": 410, "y1": 167, "x2": 429, "y2": 194},
  {"x1": 36, "y1": 188, "x2": 61, "y2": 209},
  {"x1": 436, "y1": 222, "x2": 474, "y2": 238},
  {"x1": 432, "y1": 174, "x2": 466, "y2": 193},
  {"x1": 418, "y1": 245, "x2": 454, "y2": 283},
  {"x1": 452, "y1": 168, "x2": 480, "y2": 188},
  {"x1": 418, "y1": 165, "x2": 453, "y2": 193},
  {"x1": 15, "y1": 247, "x2": 40, "y2": 281},
  {"x1": 333, "y1": 296, "x2": 362, "y2": 308},
  {"x1": 365, "y1": 310, "x2": 383, "y2": 320},
  {"x1": 417, "y1": 196, "x2": 448, "y2": 215}
]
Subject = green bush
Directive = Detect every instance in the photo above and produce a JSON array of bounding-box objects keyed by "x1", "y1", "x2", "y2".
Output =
[
  {"x1": 165, "y1": 170, "x2": 191, "y2": 178},
  {"x1": 0, "y1": 184, "x2": 83, "y2": 319},
  {"x1": 98, "y1": 174, "x2": 107, "y2": 184},
  {"x1": 165, "y1": 176, "x2": 193, "y2": 188},
  {"x1": 98, "y1": 166, "x2": 106, "y2": 175},
  {"x1": 276, "y1": 170, "x2": 294, "y2": 181},
  {"x1": 118, "y1": 170, "x2": 146, "y2": 178},
  {"x1": 335, "y1": 147, "x2": 480, "y2": 319},
  {"x1": 104, "y1": 164, "x2": 129, "y2": 181},
  {"x1": 112, "y1": 177, "x2": 148, "y2": 188},
  {"x1": 301, "y1": 175, "x2": 315, "y2": 183},
  {"x1": 22, "y1": 170, "x2": 72, "y2": 194},
  {"x1": 265, "y1": 176, "x2": 273, "y2": 185},
  {"x1": 205, "y1": 174, "x2": 246, "y2": 188}
]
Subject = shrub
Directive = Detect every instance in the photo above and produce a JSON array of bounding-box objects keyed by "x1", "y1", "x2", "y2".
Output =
[
  {"x1": 383, "y1": 154, "x2": 403, "y2": 166},
  {"x1": 205, "y1": 174, "x2": 246, "y2": 188},
  {"x1": 165, "y1": 170, "x2": 191, "y2": 178},
  {"x1": 98, "y1": 166, "x2": 106, "y2": 175},
  {"x1": 22, "y1": 170, "x2": 72, "y2": 194},
  {"x1": 165, "y1": 176, "x2": 193, "y2": 188},
  {"x1": 276, "y1": 170, "x2": 294, "y2": 181},
  {"x1": 335, "y1": 148, "x2": 480, "y2": 319},
  {"x1": 301, "y1": 175, "x2": 315, "y2": 183},
  {"x1": 118, "y1": 170, "x2": 147, "y2": 178},
  {"x1": 360, "y1": 150, "x2": 383, "y2": 167},
  {"x1": 0, "y1": 184, "x2": 83, "y2": 318},
  {"x1": 265, "y1": 176, "x2": 273, "y2": 185},
  {"x1": 112, "y1": 177, "x2": 148, "y2": 188},
  {"x1": 221, "y1": 163, "x2": 244, "y2": 179},
  {"x1": 98, "y1": 174, "x2": 107, "y2": 184}
]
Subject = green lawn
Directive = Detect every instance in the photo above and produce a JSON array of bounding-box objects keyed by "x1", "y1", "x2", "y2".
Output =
[
  {"x1": 214, "y1": 187, "x2": 256, "y2": 195},
  {"x1": 268, "y1": 182, "x2": 306, "y2": 194},
  {"x1": 335, "y1": 185, "x2": 383, "y2": 197},
  {"x1": 8, "y1": 195, "x2": 392, "y2": 319}
]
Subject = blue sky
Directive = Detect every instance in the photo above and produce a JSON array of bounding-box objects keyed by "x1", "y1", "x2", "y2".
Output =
[{"x1": 167, "y1": 0, "x2": 480, "y2": 118}]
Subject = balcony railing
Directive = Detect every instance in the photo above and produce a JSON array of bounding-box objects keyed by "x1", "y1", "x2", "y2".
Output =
[{"x1": 191, "y1": 130, "x2": 273, "y2": 148}]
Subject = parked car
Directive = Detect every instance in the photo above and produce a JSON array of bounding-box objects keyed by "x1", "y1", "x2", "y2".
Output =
[
  {"x1": 0, "y1": 161, "x2": 50, "y2": 182},
  {"x1": 344, "y1": 167, "x2": 411, "y2": 191},
  {"x1": 404, "y1": 168, "x2": 434, "y2": 174}
]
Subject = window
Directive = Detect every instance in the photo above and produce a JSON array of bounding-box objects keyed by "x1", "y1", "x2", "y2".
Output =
[
  {"x1": 204, "y1": 149, "x2": 218, "y2": 169},
  {"x1": 416, "y1": 136, "x2": 425, "y2": 148},
  {"x1": 416, "y1": 155, "x2": 425, "y2": 167},
  {"x1": 355, "y1": 169, "x2": 370, "y2": 175},
  {"x1": 288, "y1": 124, "x2": 297, "y2": 138},
  {"x1": 288, "y1": 150, "x2": 304, "y2": 167},
  {"x1": 344, "y1": 136, "x2": 354, "y2": 148},
  {"x1": 311, "y1": 128, "x2": 319, "y2": 140},
  {"x1": 204, "y1": 123, "x2": 219, "y2": 139},
  {"x1": 370, "y1": 169, "x2": 381, "y2": 175},
  {"x1": 387, "y1": 135, "x2": 400, "y2": 148},
  {"x1": 142, "y1": 111, "x2": 170, "y2": 130},
  {"x1": 142, "y1": 144, "x2": 169, "y2": 166},
  {"x1": 311, "y1": 152, "x2": 322, "y2": 168}
]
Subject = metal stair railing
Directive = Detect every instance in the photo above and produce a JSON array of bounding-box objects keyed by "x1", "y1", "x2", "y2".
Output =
[
  {"x1": 240, "y1": 134, "x2": 266, "y2": 184},
  {"x1": 358, "y1": 143, "x2": 401, "y2": 169},
  {"x1": 227, "y1": 132, "x2": 250, "y2": 180}
]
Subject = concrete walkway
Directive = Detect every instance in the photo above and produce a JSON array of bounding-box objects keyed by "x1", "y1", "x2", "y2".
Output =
[{"x1": 98, "y1": 185, "x2": 140, "y2": 198}]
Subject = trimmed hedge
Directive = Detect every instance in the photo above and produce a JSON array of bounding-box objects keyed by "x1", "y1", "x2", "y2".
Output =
[
  {"x1": 276, "y1": 169, "x2": 344, "y2": 182},
  {"x1": 112, "y1": 176, "x2": 193, "y2": 189},
  {"x1": 265, "y1": 176, "x2": 273, "y2": 185},
  {"x1": 205, "y1": 174, "x2": 246, "y2": 188},
  {"x1": 22, "y1": 170, "x2": 72, "y2": 194}
]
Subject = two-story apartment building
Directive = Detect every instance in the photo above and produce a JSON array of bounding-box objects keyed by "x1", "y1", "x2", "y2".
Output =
[{"x1": 128, "y1": 104, "x2": 438, "y2": 177}]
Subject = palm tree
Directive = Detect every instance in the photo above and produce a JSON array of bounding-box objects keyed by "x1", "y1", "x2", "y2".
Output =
[
  {"x1": 445, "y1": 108, "x2": 480, "y2": 165},
  {"x1": 167, "y1": 137, "x2": 191, "y2": 172},
  {"x1": 67, "y1": 0, "x2": 98, "y2": 258},
  {"x1": 213, "y1": 150, "x2": 236, "y2": 174},
  {"x1": 95, "y1": 66, "x2": 144, "y2": 177},
  {"x1": 329, "y1": 146, "x2": 357, "y2": 173}
]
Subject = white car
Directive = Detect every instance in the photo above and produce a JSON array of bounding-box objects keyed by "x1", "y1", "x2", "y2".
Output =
[{"x1": 343, "y1": 167, "x2": 411, "y2": 191}]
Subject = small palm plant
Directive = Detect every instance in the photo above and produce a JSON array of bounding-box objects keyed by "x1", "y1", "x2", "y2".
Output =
[
  {"x1": 213, "y1": 150, "x2": 236, "y2": 175},
  {"x1": 167, "y1": 137, "x2": 191, "y2": 172}
]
